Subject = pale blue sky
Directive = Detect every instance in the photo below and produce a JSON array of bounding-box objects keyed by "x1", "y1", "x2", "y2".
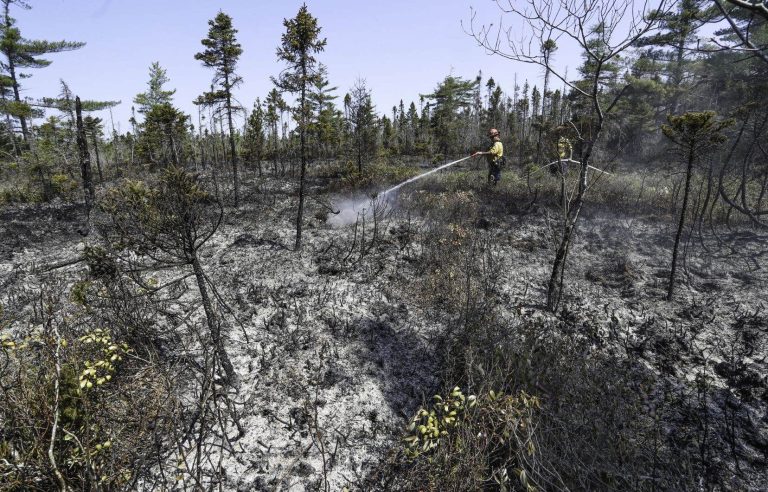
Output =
[{"x1": 15, "y1": 0, "x2": 581, "y2": 133}]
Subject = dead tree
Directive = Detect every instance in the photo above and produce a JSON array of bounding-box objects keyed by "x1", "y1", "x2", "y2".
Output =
[
  {"x1": 75, "y1": 97, "x2": 95, "y2": 212},
  {"x1": 468, "y1": 0, "x2": 671, "y2": 311},
  {"x1": 716, "y1": 105, "x2": 768, "y2": 229}
]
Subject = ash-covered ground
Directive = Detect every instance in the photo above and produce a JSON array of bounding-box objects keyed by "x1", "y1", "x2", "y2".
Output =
[{"x1": 1, "y1": 167, "x2": 766, "y2": 490}]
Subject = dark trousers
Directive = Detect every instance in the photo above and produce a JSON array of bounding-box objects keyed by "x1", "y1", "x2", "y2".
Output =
[{"x1": 488, "y1": 162, "x2": 501, "y2": 184}]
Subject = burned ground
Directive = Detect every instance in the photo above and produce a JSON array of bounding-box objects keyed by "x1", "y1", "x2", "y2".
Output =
[{"x1": 1, "y1": 164, "x2": 766, "y2": 490}]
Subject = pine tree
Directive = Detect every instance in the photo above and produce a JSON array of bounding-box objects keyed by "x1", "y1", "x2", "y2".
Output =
[
  {"x1": 0, "y1": 0, "x2": 84, "y2": 142},
  {"x1": 195, "y1": 11, "x2": 243, "y2": 207},
  {"x1": 422, "y1": 75, "x2": 478, "y2": 157},
  {"x1": 272, "y1": 4, "x2": 327, "y2": 251},
  {"x1": 662, "y1": 111, "x2": 732, "y2": 300},
  {"x1": 133, "y1": 62, "x2": 176, "y2": 114},
  {"x1": 637, "y1": 0, "x2": 709, "y2": 112},
  {"x1": 136, "y1": 103, "x2": 188, "y2": 167}
]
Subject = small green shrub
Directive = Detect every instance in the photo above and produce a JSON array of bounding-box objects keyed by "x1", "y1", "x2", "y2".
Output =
[
  {"x1": 403, "y1": 386, "x2": 477, "y2": 457},
  {"x1": 395, "y1": 387, "x2": 542, "y2": 491},
  {"x1": 50, "y1": 173, "x2": 78, "y2": 197},
  {"x1": 0, "y1": 316, "x2": 174, "y2": 490}
]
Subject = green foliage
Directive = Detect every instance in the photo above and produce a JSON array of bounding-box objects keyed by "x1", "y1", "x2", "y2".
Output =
[
  {"x1": 77, "y1": 328, "x2": 130, "y2": 390},
  {"x1": 135, "y1": 102, "x2": 189, "y2": 166},
  {"x1": 308, "y1": 65, "x2": 342, "y2": 155},
  {"x1": 49, "y1": 173, "x2": 76, "y2": 195},
  {"x1": 661, "y1": 110, "x2": 733, "y2": 152},
  {"x1": 194, "y1": 11, "x2": 243, "y2": 105},
  {"x1": 243, "y1": 99, "x2": 266, "y2": 165},
  {"x1": 272, "y1": 4, "x2": 327, "y2": 129},
  {"x1": 101, "y1": 167, "x2": 220, "y2": 262},
  {"x1": 403, "y1": 386, "x2": 477, "y2": 457},
  {"x1": 422, "y1": 75, "x2": 478, "y2": 155},
  {"x1": 133, "y1": 61, "x2": 176, "y2": 114},
  {"x1": 0, "y1": 0, "x2": 85, "y2": 138},
  {"x1": 396, "y1": 386, "x2": 541, "y2": 491},
  {"x1": 0, "y1": 320, "x2": 166, "y2": 490},
  {"x1": 330, "y1": 161, "x2": 418, "y2": 192},
  {"x1": 70, "y1": 280, "x2": 91, "y2": 305},
  {"x1": 347, "y1": 80, "x2": 377, "y2": 171}
]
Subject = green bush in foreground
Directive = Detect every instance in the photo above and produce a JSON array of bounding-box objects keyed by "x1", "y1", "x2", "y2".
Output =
[{"x1": 400, "y1": 386, "x2": 541, "y2": 491}]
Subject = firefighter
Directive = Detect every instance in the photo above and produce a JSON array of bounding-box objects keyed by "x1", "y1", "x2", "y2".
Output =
[{"x1": 472, "y1": 128, "x2": 504, "y2": 185}]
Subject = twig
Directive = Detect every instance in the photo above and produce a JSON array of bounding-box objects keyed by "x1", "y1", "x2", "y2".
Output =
[{"x1": 48, "y1": 321, "x2": 69, "y2": 491}]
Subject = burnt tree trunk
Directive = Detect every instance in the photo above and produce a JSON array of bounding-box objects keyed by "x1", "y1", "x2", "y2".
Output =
[
  {"x1": 295, "y1": 58, "x2": 308, "y2": 251},
  {"x1": 75, "y1": 97, "x2": 95, "y2": 212},
  {"x1": 547, "y1": 158, "x2": 589, "y2": 311},
  {"x1": 225, "y1": 72, "x2": 240, "y2": 208},
  {"x1": 90, "y1": 131, "x2": 104, "y2": 182},
  {"x1": 667, "y1": 143, "x2": 695, "y2": 300},
  {"x1": 190, "y1": 252, "x2": 238, "y2": 387}
]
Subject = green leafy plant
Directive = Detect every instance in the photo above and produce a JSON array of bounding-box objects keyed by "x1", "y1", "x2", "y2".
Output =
[{"x1": 403, "y1": 386, "x2": 477, "y2": 457}]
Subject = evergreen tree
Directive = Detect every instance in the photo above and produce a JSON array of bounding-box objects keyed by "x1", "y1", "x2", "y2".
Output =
[
  {"x1": 396, "y1": 100, "x2": 408, "y2": 154},
  {"x1": 637, "y1": 0, "x2": 709, "y2": 112},
  {"x1": 243, "y1": 100, "x2": 266, "y2": 176},
  {"x1": 661, "y1": 111, "x2": 732, "y2": 300},
  {"x1": 406, "y1": 101, "x2": 418, "y2": 155},
  {"x1": 381, "y1": 115, "x2": 395, "y2": 153},
  {"x1": 136, "y1": 103, "x2": 188, "y2": 167},
  {"x1": 422, "y1": 75, "x2": 478, "y2": 157},
  {"x1": 0, "y1": 0, "x2": 84, "y2": 142},
  {"x1": 264, "y1": 88, "x2": 284, "y2": 173},
  {"x1": 308, "y1": 64, "x2": 340, "y2": 158},
  {"x1": 133, "y1": 62, "x2": 176, "y2": 115},
  {"x1": 347, "y1": 79, "x2": 377, "y2": 173},
  {"x1": 536, "y1": 39, "x2": 558, "y2": 164},
  {"x1": 417, "y1": 99, "x2": 431, "y2": 154},
  {"x1": 195, "y1": 11, "x2": 243, "y2": 207},
  {"x1": 272, "y1": 4, "x2": 326, "y2": 251},
  {"x1": 83, "y1": 116, "x2": 104, "y2": 182}
]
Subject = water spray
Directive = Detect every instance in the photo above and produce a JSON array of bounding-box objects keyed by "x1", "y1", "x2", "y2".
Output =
[
  {"x1": 329, "y1": 156, "x2": 473, "y2": 227},
  {"x1": 532, "y1": 158, "x2": 613, "y2": 176},
  {"x1": 380, "y1": 155, "x2": 473, "y2": 196}
]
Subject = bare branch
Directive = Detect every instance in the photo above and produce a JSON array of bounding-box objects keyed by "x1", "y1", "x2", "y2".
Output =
[{"x1": 713, "y1": 0, "x2": 768, "y2": 64}]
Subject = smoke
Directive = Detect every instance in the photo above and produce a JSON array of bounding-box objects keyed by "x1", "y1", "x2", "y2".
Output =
[
  {"x1": 327, "y1": 197, "x2": 375, "y2": 227},
  {"x1": 327, "y1": 157, "x2": 470, "y2": 228},
  {"x1": 327, "y1": 194, "x2": 395, "y2": 228}
]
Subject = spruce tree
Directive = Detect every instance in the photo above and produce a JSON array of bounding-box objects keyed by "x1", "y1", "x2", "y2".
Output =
[
  {"x1": 243, "y1": 100, "x2": 266, "y2": 176},
  {"x1": 133, "y1": 62, "x2": 176, "y2": 114},
  {"x1": 309, "y1": 64, "x2": 340, "y2": 158},
  {"x1": 195, "y1": 11, "x2": 243, "y2": 207},
  {"x1": 348, "y1": 80, "x2": 377, "y2": 173},
  {"x1": 272, "y1": 4, "x2": 326, "y2": 251},
  {"x1": 264, "y1": 89, "x2": 284, "y2": 174}
]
